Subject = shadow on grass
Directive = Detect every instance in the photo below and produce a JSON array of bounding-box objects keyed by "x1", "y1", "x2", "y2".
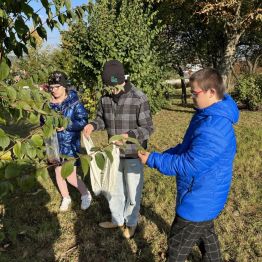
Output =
[
  {"x1": 1, "y1": 178, "x2": 60, "y2": 262},
  {"x1": 141, "y1": 206, "x2": 204, "y2": 262},
  {"x1": 72, "y1": 173, "x2": 145, "y2": 262},
  {"x1": 44, "y1": 167, "x2": 155, "y2": 262}
]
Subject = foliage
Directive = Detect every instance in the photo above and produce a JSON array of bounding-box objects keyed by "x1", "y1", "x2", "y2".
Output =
[
  {"x1": 62, "y1": 0, "x2": 166, "y2": 113},
  {"x1": 0, "y1": 1, "x2": 143, "y2": 199},
  {"x1": 235, "y1": 74, "x2": 262, "y2": 110},
  {"x1": 154, "y1": 0, "x2": 262, "y2": 79},
  {"x1": 0, "y1": 0, "x2": 89, "y2": 62},
  {"x1": 236, "y1": 25, "x2": 262, "y2": 74},
  {"x1": 9, "y1": 47, "x2": 68, "y2": 85}
]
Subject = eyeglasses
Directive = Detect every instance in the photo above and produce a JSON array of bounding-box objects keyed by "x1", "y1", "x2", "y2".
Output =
[
  {"x1": 48, "y1": 85, "x2": 61, "y2": 91},
  {"x1": 191, "y1": 90, "x2": 204, "y2": 98}
]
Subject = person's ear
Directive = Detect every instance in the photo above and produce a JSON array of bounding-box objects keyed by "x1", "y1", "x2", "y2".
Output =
[{"x1": 209, "y1": 88, "x2": 216, "y2": 98}]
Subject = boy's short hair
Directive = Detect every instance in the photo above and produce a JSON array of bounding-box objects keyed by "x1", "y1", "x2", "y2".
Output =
[{"x1": 189, "y1": 68, "x2": 225, "y2": 99}]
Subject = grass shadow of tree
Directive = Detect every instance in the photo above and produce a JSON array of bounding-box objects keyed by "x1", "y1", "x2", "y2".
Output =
[{"x1": 0, "y1": 178, "x2": 60, "y2": 262}]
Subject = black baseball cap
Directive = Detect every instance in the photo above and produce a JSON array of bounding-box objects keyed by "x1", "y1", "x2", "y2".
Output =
[
  {"x1": 102, "y1": 60, "x2": 125, "y2": 86},
  {"x1": 48, "y1": 71, "x2": 68, "y2": 88}
]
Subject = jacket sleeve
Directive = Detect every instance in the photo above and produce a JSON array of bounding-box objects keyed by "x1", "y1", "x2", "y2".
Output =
[
  {"x1": 127, "y1": 96, "x2": 154, "y2": 141},
  {"x1": 163, "y1": 144, "x2": 182, "y2": 154},
  {"x1": 89, "y1": 98, "x2": 105, "y2": 131},
  {"x1": 146, "y1": 126, "x2": 228, "y2": 177},
  {"x1": 66, "y1": 103, "x2": 88, "y2": 132}
]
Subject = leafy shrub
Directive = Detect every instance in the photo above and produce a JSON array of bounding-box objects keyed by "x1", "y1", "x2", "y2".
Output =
[
  {"x1": 62, "y1": 0, "x2": 166, "y2": 113},
  {"x1": 235, "y1": 74, "x2": 262, "y2": 110}
]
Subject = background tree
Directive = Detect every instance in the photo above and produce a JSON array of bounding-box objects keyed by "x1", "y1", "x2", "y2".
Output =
[
  {"x1": 153, "y1": 0, "x2": 262, "y2": 84},
  {"x1": 62, "y1": 0, "x2": 166, "y2": 113},
  {"x1": 236, "y1": 25, "x2": 262, "y2": 75}
]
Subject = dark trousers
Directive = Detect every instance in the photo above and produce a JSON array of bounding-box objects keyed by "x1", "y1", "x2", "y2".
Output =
[{"x1": 167, "y1": 216, "x2": 222, "y2": 262}]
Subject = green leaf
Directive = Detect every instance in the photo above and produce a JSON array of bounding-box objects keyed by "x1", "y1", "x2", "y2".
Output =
[
  {"x1": 27, "y1": 147, "x2": 37, "y2": 159},
  {"x1": 13, "y1": 141, "x2": 24, "y2": 159},
  {"x1": 31, "y1": 134, "x2": 43, "y2": 147},
  {"x1": 14, "y1": 16, "x2": 29, "y2": 36},
  {"x1": 0, "y1": 129, "x2": 5, "y2": 136},
  {"x1": 0, "y1": 181, "x2": 13, "y2": 198},
  {"x1": 19, "y1": 88, "x2": 32, "y2": 101},
  {"x1": 65, "y1": 0, "x2": 72, "y2": 10},
  {"x1": 95, "y1": 153, "x2": 105, "y2": 170},
  {"x1": 90, "y1": 146, "x2": 101, "y2": 152},
  {"x1": 28, "y1": 113, "x2": 39, "y2": 125},
  {"x1": 17, "y1": 175, "x2": 36, "y2": 191},
  {"x1": 40, "y1": 0, "x2": 49, "y2": 10},
  {"x1": 21, "y1": 142, "x2": 30, "y2": 156},
  {"x1": 80, "y1": 155, "x2": 91, "y2": 176},
  {"x1": 126, "y1": 137, "x2": 144, "y2": 150},
  {"x1": 61, "y1": 159, "x2": 74, "y2": 179},
  {"x1": 0, "y1": 132, "x2": 10, "y2": 150},
  {"x1": 42, "y1": 124, "x2": 54, "y2": 138},
  {"x1": 126, "y1": 137, "x2": 140, "y2": 145},
  {"x1": 104, "y1": 148, "x2": 113, "y2": 163},
  {"x1": 0, "y1": 231, "x2": 5, "y2": 242},
  {"x1": 5, "y1": 163, "x2": 20, "y2": 179},
  {"x1": 58, "y1": 14, "x2": 66, "y2": 25},
  {"x1": 61, "y1": 117, "x2": 69, "y2": 129},
  {"x1": 36, "y1": 167, "x2": 49, "y2": 180},
  {"x1": 6, "y1": 86, "x2": 17, "y2": 102},
  {"x1": 109, "y1": 135, "x2": 124, "y2": 144},
  {"x1": 0, "y1": 59, "x2": 10, "y2": 81},
  {"x1": 37, "y1": 149, "x2": 45, "y2": 159},
  {"x1": 31, "y1": 89, "x2": 42, "y2": 102},
  {"x1": 16, "y1": 101, "x2": 31, "y2": 111},
  {"x1": 0, "y1": 9, "x2": 6, "y2": 18},
  {"x1": 22, "y1": 3, "x2": 34, "y2": 18},
  {"x1": 36, "y1": 26, "x2": 47, "y2": 40}
]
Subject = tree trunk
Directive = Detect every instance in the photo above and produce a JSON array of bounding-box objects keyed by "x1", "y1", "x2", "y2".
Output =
[
  {"x1": 252, "y1": 54, "x2": 262, "y2": 74},
  {"x1": 220, "y1": 33, "x2": 242, "y2": 87},
  {"x1": 177, "y1": 66, "x2": 187, "y2": 105}
]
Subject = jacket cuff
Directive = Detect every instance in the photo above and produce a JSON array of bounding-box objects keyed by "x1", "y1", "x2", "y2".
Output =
[
  {"x1": 146, "y1": 152, "x2": 157, "y2": 167},
  {"x1": 90, "y1": 122, "x2": 98, "y2": 131},
  {"x1": 127, "y1": 130, "x2": 137, "y2": 139}
]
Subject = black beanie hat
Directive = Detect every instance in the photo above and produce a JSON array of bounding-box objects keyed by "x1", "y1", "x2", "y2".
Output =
[
  {"x1": 102, "y1": 60, "x2": 125, "y2": 86},
  {"x1": 48, "y1": 71, "x2": 68, "y2": 88}
]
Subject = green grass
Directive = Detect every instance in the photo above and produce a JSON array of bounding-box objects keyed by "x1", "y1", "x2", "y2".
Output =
[{"x1": 1, "y1": 100, "x2": 261, "y2": 262}]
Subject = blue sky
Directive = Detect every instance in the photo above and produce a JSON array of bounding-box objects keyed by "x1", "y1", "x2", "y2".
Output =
[{"x1": 29, "y1": 0, "x2": 88, "y2": 47}]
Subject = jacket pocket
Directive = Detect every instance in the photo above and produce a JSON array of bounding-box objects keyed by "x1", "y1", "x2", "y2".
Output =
[{"x1": 178, "y1": 177, "x2": 194, "y2": 204}]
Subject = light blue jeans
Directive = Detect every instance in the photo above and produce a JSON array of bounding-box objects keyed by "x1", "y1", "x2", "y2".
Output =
[{"x1": 108, "y1": 158, "x2": 144, "y2": 227}]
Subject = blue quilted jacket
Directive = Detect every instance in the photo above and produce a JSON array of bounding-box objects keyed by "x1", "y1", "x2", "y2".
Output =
[
  {"x1": 50, "y1": 90, "x2": 88, "y2": 157},
  {"x1": 147, "y1": 94, "x2": 239, "y2": 222}
]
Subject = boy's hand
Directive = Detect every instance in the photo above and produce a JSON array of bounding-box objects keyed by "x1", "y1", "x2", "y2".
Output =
[
  {"x1": 138, "y1": 151, "x2": 150, "y2": 165},
  {"x1": 84, "y1": 124, "x2": 94, "y2": 138},
  {"x1": 56, "y1": 127, "x2": 64, "y2": 132},
  {"x1": 114, "y1": 133, "x2": 128, "y2": 146}
]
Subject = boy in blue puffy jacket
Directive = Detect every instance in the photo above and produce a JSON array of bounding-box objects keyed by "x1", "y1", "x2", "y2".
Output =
[{"x1": 138, "y1": 68, "x2": 239, "y2": 262}]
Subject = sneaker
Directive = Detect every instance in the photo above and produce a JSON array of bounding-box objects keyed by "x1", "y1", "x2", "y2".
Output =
[
  {"x1": 60, "y1": 197, "x2": 71, "y2": 212},
  {"x1": 81, "y1": 192, "x2": 92, "y2": 210},
  {"x1": 122, "y1": 225, "x2": 137, "y2": 239},
  {"x1": 99, "y1": 221, "x2": 124, "y2": 229}
]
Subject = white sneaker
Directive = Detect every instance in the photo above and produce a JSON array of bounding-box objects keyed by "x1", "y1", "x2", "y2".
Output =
[
  {"x1": 81, "y1": 192, "x2": 92, "y2": 210},
  {"x1": 59, "y1": 197, "x2": 71, "y2": 212}
]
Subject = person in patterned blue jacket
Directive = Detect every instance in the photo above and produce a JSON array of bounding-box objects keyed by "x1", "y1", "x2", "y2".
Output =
[
  {"x1": 139, "y1": 68, "x2": 239, "y2": 262},
  {"x1": 48, "y1": 71, "x2": 92, "y2": 212}
]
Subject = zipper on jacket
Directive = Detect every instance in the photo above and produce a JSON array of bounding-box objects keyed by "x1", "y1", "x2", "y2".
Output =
[{"x1": 179, "y1": 177, "x2": 194, "y2": 204}]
